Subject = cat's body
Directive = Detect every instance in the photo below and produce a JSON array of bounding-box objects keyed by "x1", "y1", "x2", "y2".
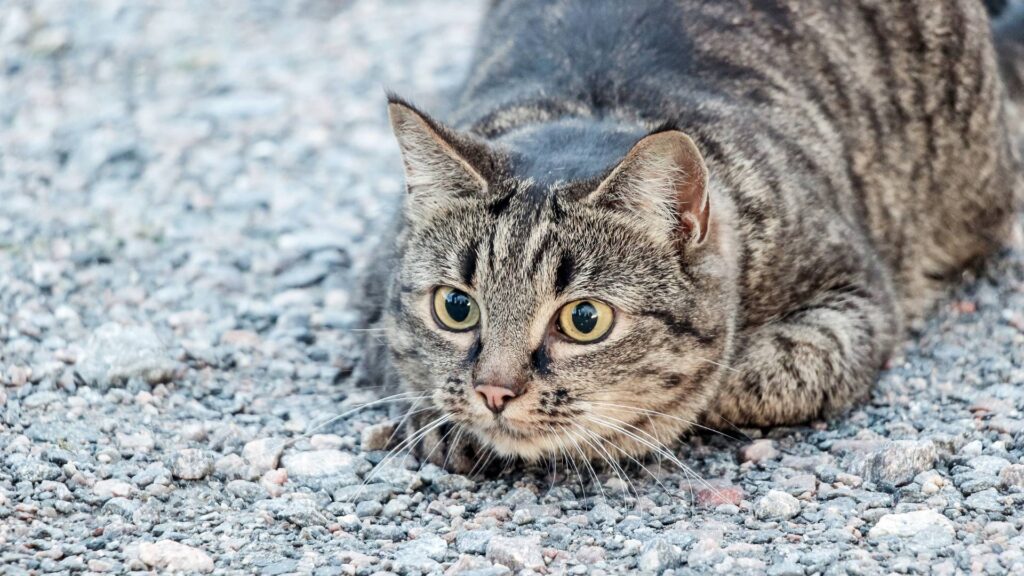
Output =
[{"x1": 360, "y1": 0, "x2": 1022, "y2": 471}]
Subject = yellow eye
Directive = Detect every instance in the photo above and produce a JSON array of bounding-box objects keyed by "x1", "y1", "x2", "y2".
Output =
[
  {"x1": 432, "y1": 286, "x2": 480, "y2": 331},
  {"x1": 557, "y1": 299, "x2": 614, "y2": 343}
]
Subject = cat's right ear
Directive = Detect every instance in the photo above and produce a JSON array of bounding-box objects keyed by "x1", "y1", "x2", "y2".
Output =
[
  {"x1": 387, "y1": 97, "x2": 488, "y2": 219},
  {"x1": 588, "y1": 129, "x2": 710, "y2": 247}
]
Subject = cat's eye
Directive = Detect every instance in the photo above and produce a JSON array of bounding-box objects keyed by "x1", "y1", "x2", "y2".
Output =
[
  {"x1": 557, "y1": 299, "x2": 614, "y2": 343},
  {"x1": 432, "y1": 286, "x2": 480, "y2": 331}
]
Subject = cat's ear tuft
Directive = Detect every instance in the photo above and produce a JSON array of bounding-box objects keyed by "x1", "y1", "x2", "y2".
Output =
[
  {"x1": 387, "y1": 97, "x2": 488, "y2": 217},
  {"x1": 589, "y1": 130, "x2": 710, "y2": 246}
]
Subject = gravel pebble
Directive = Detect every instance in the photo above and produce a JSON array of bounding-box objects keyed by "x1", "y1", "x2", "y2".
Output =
[
  {"x1": 754, "y1": 490, "x2": 802, "y2": 520},
  {"x1": 137, "y1": 540, "x2": 214, "y2": 573},
  {"x1": 172, "y1": 449, "x2": 214, "y2": 480},
  {"x1": 78, "y1": 323, "x2": 178, "y2": 387},
  {"x1": 486, "y1": 535, "x2": 545, "y2": 572},
  {"x1": 242, "y1": 438, "x2": 286, "y2": 473},
  {"x1": 869, "y1": 510, "x2": 956, "y2": 548}
]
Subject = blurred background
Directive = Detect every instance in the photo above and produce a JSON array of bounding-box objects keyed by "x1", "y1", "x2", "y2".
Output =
[{"x1": 0, "y1": 0, "x2": 484, "y2": 386}]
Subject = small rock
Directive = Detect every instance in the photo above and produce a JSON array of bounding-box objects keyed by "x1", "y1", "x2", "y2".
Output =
[
  {"x1": 93, "y1": 479, "x2": 133, "y2": 500},
  {"x1": 117, "y1": 431, "x2": 155, "y2": 453},
  {"x1": 486, "y1": 536, "x2": 545, "y2": 572},
  {"x1": 694, "y1": 484, "x2": 744, "y2": 507},
  {"x1": 739, "y1": 439, "x2": 778, "y2": 463},
  {"x1": 587, "y1": 501, "x2": 622, "y2": 525},
  {"x1": 172, "y1": 449, "x2": 214, "y2": 480},
  {"x1": 869, "y1": 510, "x2": 955, "y2": 548},
  {"x1": 356, "y1": 500, "x2": 382, "y2": 517},
  {"x1": 434, "y1": 473, "x2": 476, "y2": 492},
  {"x1": 512, "y1": 508, "x2": 533, "y2": 525},
  {"x1": 137, "y1": 540, "x2": 214, "y2": 573},
  {"x1": 257, "y1": 494, "x2": 329, "y2": 527},
  {"x1": 446, "y1": 555, "x2": 511, "y2": 576},
  {"x1": 1000, "y1": 464, "x2": 1024, "y2": 488},
  {"x1": 853, "y1": 440, "x2": 937, "y2": 490},
  {"x1": 457, "y1": 530, "x2": 494, "y2": 554},
  {"x1": 965, "y1": 489, "x2": 1004, "y2": 512},
  {"x1": 754, "y1": 490, "x2": 801, "y2": 520},
  {"x1": 214, "y1": 454, "x2": 252, "y2": 480},
  {"x1": 394, "y1": 534, "x2": 447, "y2": 573},
  {"x1": 576, "y1": 545, "x2": 605, "y2": 564},
  {"x1": 638, "y1": 538, "x2": 681, "y2": 572},
  {"x1": 968, "y1": 455, "x2": 1011, "y2": 477},
  {"x1": 78, "y1": 323, "x2": 178, "y2": 387},
  {"x1": 243, "y1": 438, "x2": 286, "y2": 473},
  {"x1": 281, "y1": 450, "x2": 354, "y2": 478},
  {"x1": 360, "y1": 422, "x2": 396, "y2": 452}
]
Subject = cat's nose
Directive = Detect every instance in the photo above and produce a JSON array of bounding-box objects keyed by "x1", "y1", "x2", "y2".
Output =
[{"x1": 474, "y1": 383, "x2": 523, "y2": 413}]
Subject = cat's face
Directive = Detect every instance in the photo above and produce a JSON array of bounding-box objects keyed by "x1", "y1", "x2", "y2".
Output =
[{"x1": 382, "y1": 99, "x2": 738, "y2": 461}]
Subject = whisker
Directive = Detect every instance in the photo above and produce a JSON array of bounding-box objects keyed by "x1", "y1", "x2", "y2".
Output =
[
  {"x1": 691, "y1": 355, "x2": 741, "y2": 373},
  {"x1": 355, "y1": 413, "x2": 451, "y2": 499},
  {"x1": 290, "y1": 392, "x2": 431, "y2": 445},
  {"x1": 441, "y1": 424, "x2": 467, "y2": 472},
  {"x1": 587, "y1": 400, "x2": 750, "y2": 441},
  {"x1": 564, "y1": 428, "x2": 604, "y2": 501},
  {"x1": 585, "y1": 413, "x2": 722, "y2": 501},
  {"x1": 573, "y1": 424, "x2": 635, "y2": 502},
  {"x1": 548, "y1": 425, "x2": 587, "y2": 502}
]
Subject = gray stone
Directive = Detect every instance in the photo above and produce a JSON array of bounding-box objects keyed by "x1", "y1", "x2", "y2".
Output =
[
  {"x1": 172, "y1": 449, "x2": 214, "y2": 480},
  {"x1": 433, "y1": 474, "x2": 475, "y2": 492},
  {"x1": 869, "y1": 510, "x2": 956, "y2": 548},
  {"x1": 754, "y1": 490, "x2": 801, "y2": 520},
  {"x1": 137, "y1": 540, "x2": 214, "y2": 573},
  {"x1": 78, "y1": 323, "x2": 178, "y2": 387},
  {"x1": 393, "y1": 534, "x2": 447, "y2": 573},
  {"x1": 965, "y1": 489, "x2": 1004, "y2": 512},
  {"x1": 637, "y1": 538, "x2": 682, "y2": 573},
  {"x1": 256, "y1": 495, "x2": 328, "y2": 527},
  {"x1": 457, "y1": 530, "x2": 494, "y2": 554},
  {"x1": 853, "y1": 440, "x2": 937, "y2": 490},
  {"x1": 242, "y1": 438, "x2": 286, "y2": 473},
  {"x1": 486, "y1": 536, "x2": 545, "y2": 572},
  {"x1": 355, "y1": 500, "x2": 382, "y2": 517},
  {"x1": 281, "y1": 450, "x2": 354, "y2": 479}
]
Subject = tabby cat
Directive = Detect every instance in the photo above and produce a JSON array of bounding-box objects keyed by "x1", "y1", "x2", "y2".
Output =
[{"x1": 358, "y1": 0, "x2": 1023, "y2": 472}]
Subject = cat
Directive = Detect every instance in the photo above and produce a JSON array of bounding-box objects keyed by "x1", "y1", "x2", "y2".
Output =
[{"x1": 357, "y1": 0, "x2": 1023, "y2": 473}]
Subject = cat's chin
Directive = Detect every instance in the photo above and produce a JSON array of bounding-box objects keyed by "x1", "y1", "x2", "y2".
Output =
[{"x1": 463, "y1": 419, "x2": 566, "y2": 463}]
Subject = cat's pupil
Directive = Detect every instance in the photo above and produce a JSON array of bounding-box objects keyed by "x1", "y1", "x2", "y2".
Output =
[
  {"x1": 572, "y1": 302, "x2": 599, "y2": 333},
  {"x1": 445, "y1": 291, "x2": 472, "y2": 322}
]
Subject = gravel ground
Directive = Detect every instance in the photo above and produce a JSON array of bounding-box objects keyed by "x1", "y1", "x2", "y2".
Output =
[{"x1": 2, "y1": 1, "x2": 1024, "y2": 574}]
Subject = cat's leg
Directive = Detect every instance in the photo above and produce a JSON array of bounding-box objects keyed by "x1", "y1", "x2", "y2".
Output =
[{"x1": 706, "y1": 278, "x2": 900, "y2": 428}]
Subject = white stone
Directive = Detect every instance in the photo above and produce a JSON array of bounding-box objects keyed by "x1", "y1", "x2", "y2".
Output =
[
  {"x1": 242, "y1": 438, "x2": 286, "y2": 473},
  {"x1": 93, "y1": 479, "x2": 133, "y2": 499},
  {"x1": 754, "y1": 490, "x2": 801, "y2": 520},
  {"x1": 869, "y1": 510, "x2": 955, "y2": 547},
  {"x1": 281, "y1": 450, "x2": 354, "y2": 478},
  {"x1": 486, "y1": 535, "x2": 545, "y2": 572},
  {"x1": 138, "y1": 540, "x2": 214, "y2": 573}
]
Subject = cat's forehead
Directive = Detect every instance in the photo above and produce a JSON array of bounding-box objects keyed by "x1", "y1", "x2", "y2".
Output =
[{"x1": 493, "y1": 118, "x2": 646, "y2": 187}]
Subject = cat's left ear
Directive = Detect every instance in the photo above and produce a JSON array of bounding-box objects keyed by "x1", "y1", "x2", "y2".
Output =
[
  {"x1": 588, "y1": 129, "x2": 710, "y2": 246},
  {"x1": 387, "y1": 97, "x2": 489, "y2": 219}
]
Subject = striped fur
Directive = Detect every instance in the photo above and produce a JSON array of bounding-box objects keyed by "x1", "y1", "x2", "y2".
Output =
[{"x1": 360, "y1": 0, "x2": 1021, "y2": 470}]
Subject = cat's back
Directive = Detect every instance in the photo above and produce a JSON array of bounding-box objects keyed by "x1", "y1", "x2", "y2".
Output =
[{"x1": 459, "y1": 0, "x2": 1017, "y2": 320}]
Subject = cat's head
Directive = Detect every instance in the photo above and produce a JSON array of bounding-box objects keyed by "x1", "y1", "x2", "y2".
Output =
[{"x1": 381, "y1": 96, "x2": 739, "y2": 462}]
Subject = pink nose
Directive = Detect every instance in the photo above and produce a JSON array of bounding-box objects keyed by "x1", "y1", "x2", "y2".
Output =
[{"x1": 475, "y1": 384, "x2": 519, "y2": 413}]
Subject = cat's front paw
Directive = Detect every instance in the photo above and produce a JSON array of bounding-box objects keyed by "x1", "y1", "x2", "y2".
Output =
[{"x1": 407, "y1": 410, "x2": 482, "y2": 475}]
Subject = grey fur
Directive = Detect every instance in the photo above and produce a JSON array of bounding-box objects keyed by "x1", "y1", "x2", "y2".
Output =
[{"x1": 359, "y1": 0, "x2": 1021, "y2": 470}]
